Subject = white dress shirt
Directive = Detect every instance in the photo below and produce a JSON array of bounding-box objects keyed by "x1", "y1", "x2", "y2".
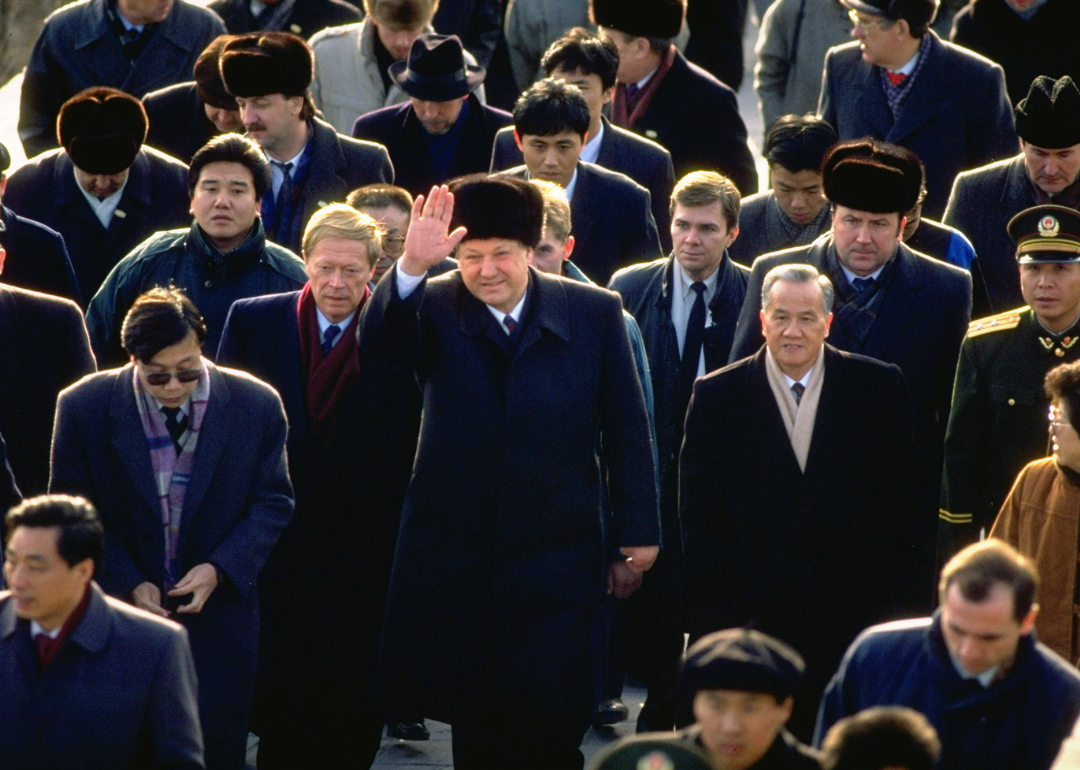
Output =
[
  {"x1": 269, "y1": 145, "x2": 307, "y2": 199},
  {"x1": 316, "y1": 307, "x2": 357, "y2": 349},
  {"x1": 671, "y1": 259, "x2": 719, "y2": 379},
  {"x1": 579, "y1": 121, "x2": 605, "y2": 165}
]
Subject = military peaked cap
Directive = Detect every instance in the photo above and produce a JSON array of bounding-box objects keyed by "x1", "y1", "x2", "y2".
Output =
[
  {"x1": 1008, "y1": 205, "x2": 1080, "y2": 264},
  {"x1": 589, "y1": 736, "x2": 714, "y2": 770}
]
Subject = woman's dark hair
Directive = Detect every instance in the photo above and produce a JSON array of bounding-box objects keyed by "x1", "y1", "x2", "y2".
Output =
[
  {"x1": 541, "y1": 28, "x2": 620, "y2": 91},
  {"x1": 189, "y1": 132, "x2": 272, "y2": 201},
  {"x1": 1046, "y1": 360, "x2": 1080, "y2": 432},
  {"x1": 513, "y1": 78, "x2": 591, "y2": 140},
  {"x1": 765, "y1": 114, "x2": 838, "y2": 175},
  {"x1": 121, "y1": 287, "x2": 207, "y2": 363},
  {"x1": 4, "y1": 495, "x2": 104, "y2": 575}
]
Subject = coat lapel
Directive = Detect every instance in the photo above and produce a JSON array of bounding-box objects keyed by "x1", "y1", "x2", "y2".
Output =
[
  {"x1": 0, "y1": 287, "x2": 26, "y2": 398},
  {"x1": 569, "y1": 163, "x2": 596, "y2": 260},
  {"x1": 514, "y1": 270, "x2": 569, "y2": 362},
  {"x1": 73, "y1": 0, "x2": 131, "y2": 87},
  {"x1": 861, "y1": 245, "x2": 923, "y2": 358},
  {"x1": 107, "y1": 366, "x2": 161, "y2": 514},
  {"x1": 886, "y1": 34, "x2": 947, "y2": 144},
  {"x1": 303, "y1": 119, "x2": 349, "y2": 226},
  {"x1": 178, "y1": 363, "x2": 232, "y2": 536},
  {"x1": 1002, "y1": 154, "x2": 1034, "y2": 211},
  {"x1": 801, "y1": 346, "x2": 842, "y2": 480},
  {"x1": 746, "y1": 349, "x2": 804, "y2": 480},
  {"x1": 849, "y1": 57, "x2": 894, "y2": 139}
]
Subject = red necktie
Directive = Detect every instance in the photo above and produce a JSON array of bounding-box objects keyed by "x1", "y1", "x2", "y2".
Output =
[
  {"x1": 887, "y1": 71, "x2": 907, "y2": 87},
  {"x1": 34, "y1": 633, "x2": 57, "y2": 667}
]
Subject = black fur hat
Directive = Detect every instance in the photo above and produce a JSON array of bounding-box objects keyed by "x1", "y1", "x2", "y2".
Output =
[
  {"x1": 823, "y1": 139, "x2": 924, "y2": 214},
  {"x1": 448, "y1": 174, "x2": 544, "y2": 249},
  {"x1": 590, "y1": 0, "x2": 684, "y2": 40},
  {"x1": 1015, "y1": 76, "x2": 1080, "y2": 150},
  {"x1": 195, "y1": 35, "x2": 238, "y2": 110},
  {"x1": 220, "y1": 32, "x2": 313, "y2": 98},
  {"x1": 57, "y1": 87, "x2": 147, "y2": 174}
]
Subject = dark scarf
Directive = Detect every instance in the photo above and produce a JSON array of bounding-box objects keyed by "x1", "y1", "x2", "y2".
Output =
[
  {"x1": 297, "y1": 282, "x2": 365, "y2": 442},
  {"x1": 422, "y1": 97, "x2": 471, "y2": 182},
  {"x1": 612, "y1": 45, "x2": 677, "y2": 130},
  {"x1": 34, "y1": 585, "x2": 92, "y2": 671},
  {"x1": 372, "y1": 27, "x2": 396, "y2": 96},
  {"x1": 881, "y1": 33, "x2": 932, "y2": 119},
  {"x1": 261, "y1": 125, "x2": 315, "y2": 253},
  {"x1": 106, "y1": 0, "x2": 158, "y2": 61},
  {"x1": 826, "y1": 244, "x2": 899, "y2": 351},
  {"x1": 764, "y1": 193, "x2": 832, "y2": 249}
]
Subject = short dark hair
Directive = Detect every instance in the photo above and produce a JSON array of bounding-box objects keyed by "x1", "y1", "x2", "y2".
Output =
[
  {"x1": 939, "y1": 539, "x2": 1039, "y2": 624},
  {"x1": 1045, "y1": 360, "x2": 1080, "y2": 432},
  {"x1": 121, "y1": 287, "x2": 208, "y2": 363},
  {"x1": 821, "y1": 707, "x2": 940, "y2": 770},
  {"x1": 513, "y1": 78, "x2": 591, "y2": 140},
  {"x1": 542, "y1": 28, "x2": 620, "y2": 92},
  {"x1": 4, "y1": 495, "x2": 104, "y2": 575},
  {"x1": 188, "y1": 133, "x2": 271, "y2": 201},
  {"x1": 765, "y1": 114, "x2": 838, "y2": 174},
  {"x1": 347, "y1": 184, "x2": 414, "y2": 216}
]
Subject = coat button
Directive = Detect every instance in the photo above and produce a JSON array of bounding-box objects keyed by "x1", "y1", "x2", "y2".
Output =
[
  {"x1": 205, "y1": 280, "x2": 212, "y2": 288},
  {"x1": 1008, "y1": 398, "x2": 1016, "y2": 406}
]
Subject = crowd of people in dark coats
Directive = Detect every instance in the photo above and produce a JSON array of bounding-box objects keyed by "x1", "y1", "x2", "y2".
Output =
[{"x1": 7, "y1": 0, "x2": 1080, "y2": 768}]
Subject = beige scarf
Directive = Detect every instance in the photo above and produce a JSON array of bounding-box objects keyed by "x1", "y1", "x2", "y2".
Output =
[{"x1": 764, "y1": 345, "x2": 825, "y2": 472}]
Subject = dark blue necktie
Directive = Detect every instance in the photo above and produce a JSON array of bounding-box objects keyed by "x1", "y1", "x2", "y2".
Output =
[
  {"x1": 852, "y1": 276, "x2": 875, "y2": 294},
  {"x1": 322, "y1": 324, "x2": 340, "y2": 355},
  {"x1": 679, "y1": 282, "x2": 708, "y2": 413},
  {"x1": 791, "y1": 382, "x2": 805, "y2": 406},
  {"x1": 503, "y1": 315, "x2": 518, "y2": 338},
  {"x1": 625, "y1": 83, "x2": 640, "y2": 103}
]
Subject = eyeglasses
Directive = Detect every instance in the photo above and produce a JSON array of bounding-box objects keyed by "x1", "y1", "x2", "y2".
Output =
[
  {"x1": 382, "y1": 235, "x2": 406, "y2": 257},
  {"x1": 848, "y1": 9, "x2": 889, "y2": 29},
  {"x1": 141, "y1": 368, "x2": 201, "y2": 387}
]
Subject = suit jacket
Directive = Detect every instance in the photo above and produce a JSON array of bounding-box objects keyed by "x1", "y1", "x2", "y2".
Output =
[
  {"x1": 681, "y1": 344, "x2": 917, "y2": 729},
  {"x1": 359, "y1": 267, "x2": 659, "y2": 728},
  {"x1": 0, "y1": 203, "x2": 82, "y2": 303},
  {"x1": 727, "y1": 190, "x2": 832, "y2": 267},
  {"x1": 209, "y1": 0, "x2": 358, "y2": 38},
  {"x1": 142, "y1": 82, "x2": 219, "y2": 165},
  {"x1": 279, "y1": 117, "x2": 394, "y2": 253},
  {"x1": 820, "y1": 32, "x2": 1016, "y2": 219},
  {"x1": 216, "y1": 290, "x2": 418, "y2": 688},
  {"x1": 351, "y1": 93, "x2": 512, "y2": 197},
  {"x1": 502, "y1": 162, "x2": 663, "y2": 287},
  {"x1": 489, "y1": 116, "x2": 677, "y2": 251},
  {"x1": 0, "y1": 583, "x2": 203, "y2": 770},
  {"x1": 618, "y1": 49, "x2": 757, "y2": 197},
  {"x1": 943, "y1": 154, "x2": 1033, "y2": 316},
  {"x1": 0, "y1": 284, "x2": 95, "y2": 497},
  {"x1": 731, "y1": 237, "x2": 971, "y2": 609},
  {"x1": 432, "y1": 0, "x2": 501, "y2": 69},
  {"x1": 3, "y1": 147, "x2": 191, "y2": 304},
  {"x1": 49, "y1": 361, "x2": 293, "y2": 769},
  {"x1": 17, "y1": 0, "x2": 226, "y2": 157}
]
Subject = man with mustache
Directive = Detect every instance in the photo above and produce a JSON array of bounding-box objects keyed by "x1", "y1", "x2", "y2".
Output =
[{"x1": 946, "y1": 75, "x2": 1080, "y2": 316}]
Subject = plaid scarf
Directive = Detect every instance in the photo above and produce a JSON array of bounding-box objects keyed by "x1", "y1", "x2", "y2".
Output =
[
  {"x1": 826, "y1": 245, "x2": 898, "y2": 351},
  {"x1": 764, "y1": 193, "x2": 832, "y2": 250},
  {"x1": 881, "y1": 34, "x2": 931, "y2": 119},
  {"x1": 133, "y1": 360, "x2": 211, "y2": 590}
]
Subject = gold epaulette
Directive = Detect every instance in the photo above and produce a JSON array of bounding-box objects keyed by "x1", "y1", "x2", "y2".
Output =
[
  {"x1": 967, "y1": 310, "x2": 1022, "y2": 338},
  {"x1": 939, "y1": 508, "x2": 974, "y2": 524}
]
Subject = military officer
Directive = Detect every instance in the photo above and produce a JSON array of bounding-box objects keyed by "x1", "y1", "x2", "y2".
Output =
[{"x1": 940, "y1": 204, "x2": 1080, "y2": 563}]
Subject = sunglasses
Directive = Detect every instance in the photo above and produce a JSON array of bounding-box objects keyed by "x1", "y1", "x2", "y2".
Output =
[{"x1": 142, "y1": 368, "x2": 201, "y2": 386}]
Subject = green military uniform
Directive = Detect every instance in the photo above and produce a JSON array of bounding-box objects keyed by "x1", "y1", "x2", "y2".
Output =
[{"x1": 940, "y1": 204, "x2": 1080, "y2": 562}]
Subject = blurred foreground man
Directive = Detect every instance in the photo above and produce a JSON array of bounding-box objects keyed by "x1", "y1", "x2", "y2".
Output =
[
  {"x1": 817, "y1": 539, "x2": 1080, "y2": 770},
  {"x1": 359, "y1": 177, "x2": 659, "y2": 770},
  {"x1": 0, "y1": 495, "x2": 204, "y2": 769}
]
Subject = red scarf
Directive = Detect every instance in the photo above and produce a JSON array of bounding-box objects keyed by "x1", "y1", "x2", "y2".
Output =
[
  {"x1": 611, "y1": 45, "x2": 677, "y2": 130},
  {"x1": 35, "y1": 584, "x2": 91, "y2": 670},
  {"x1": 297, "y1": 282, "x2": 366, "y2": 442}
]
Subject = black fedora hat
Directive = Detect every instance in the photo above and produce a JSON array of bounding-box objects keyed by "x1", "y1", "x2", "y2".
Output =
[{"x1": 389, "y1": 34, "x2": 485, "y2": 102}]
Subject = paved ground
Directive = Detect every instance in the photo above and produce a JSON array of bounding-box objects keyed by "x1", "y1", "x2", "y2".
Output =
[{"x1": 0, "y1": 10, "x2": 765, "y2": 770}]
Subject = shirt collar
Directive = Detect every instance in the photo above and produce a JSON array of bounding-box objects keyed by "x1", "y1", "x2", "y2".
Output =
[
  {"x1": 636, "y1": 66, "x2": 660, "y2": 90},
  {"x1": 579, "y1": 122, "x2": 605, "y2": 165},
  {"x1": 674, "y1": 256, "x2": 721, "y2": 300},
  {"x1": 563, "y1": 167, "x2": 580, "y2": 202},
  {"x1": 783, "y1": 367, "x2": 814, "y2": 390},
  {"x1": 890, "y1": 47, "x2": 921, "y2": 77},
  {"x1": 951, "y1": 654, "x2": 1000, "y2": 688},
  {"x1": 74, "y1": 168, "x2": 127, "y2": 225},
  {"x1": 150, "y1": 394, "x2": 191, "y2": 417},
  {"x1": 840, "y1": 262, "x2": 886, "y2": 285},
  {"x1": 486, "y1": 290, "x2": 527, "y2": 328},
  {"x1": 30, "y1": 620, "x2": 63, "y2": 639},
  {"x1": 316, "y1": 307, "x2": 358, "y2": 335},
  {"x1": 114, "y1": 7, "x2": 145, "y2": 31}
]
